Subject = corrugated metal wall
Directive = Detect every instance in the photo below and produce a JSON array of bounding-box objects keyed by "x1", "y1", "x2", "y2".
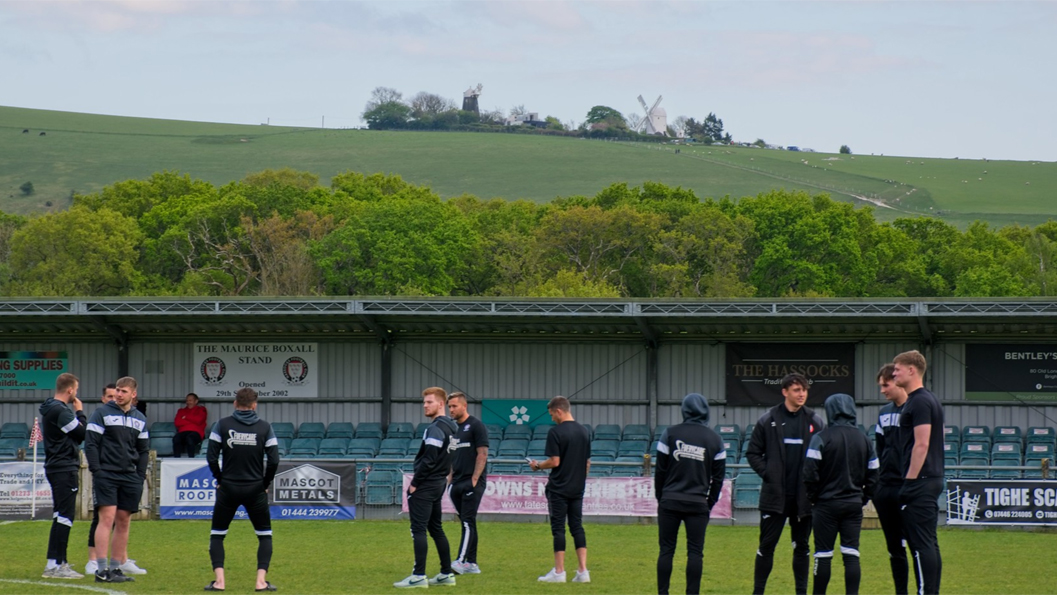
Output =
[
  {"x1": 658, "y1": 343, "x2": 725, "y2": 401},
  {"x1": 855, "y1": 342, "x2": 922, "y2": 400},
  {"x1": 129, "y1": 341, "x2": 381, "y2": 400},
  {"x1": 0, "y1": 342, "x2": 116, "y2": 401},
  {"x1": 391, "y1": 342, "x2": 647, "y2": 401},
  {"x1": 930, "y1": 343, "x2": 967, "y2": 401}
]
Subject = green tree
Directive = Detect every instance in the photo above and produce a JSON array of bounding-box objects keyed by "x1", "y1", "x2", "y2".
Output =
[
  {"x1": 7, "y1": 207, "x2": 142, "y2": 295},
  {"x1": 840, "y1": 145, "x2": 852, "y2": 154},
  {"x1": 362, "y1": 101, "x2": 412, "y2": 130},
  {"x1": 19, "y1": 182, "x2": 33, "y2": 196},
  {"x1": 651, "y1": 204, "x2": 755, "y2": 297},
  {"x1": 584, "y1": 106, "x2": 626, "y2": 129}
]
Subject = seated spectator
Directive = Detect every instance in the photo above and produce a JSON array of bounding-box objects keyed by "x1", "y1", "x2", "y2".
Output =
[{"x1": 172, "y1": 393, "x2": 207, "y2": 457}]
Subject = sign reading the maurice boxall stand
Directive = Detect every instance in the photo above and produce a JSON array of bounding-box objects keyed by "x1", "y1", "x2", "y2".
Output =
[
  {"x1": 160, "y1": 459, "x2": 356, "y2": 520},
  {"x1": 481, "y1": 399, "x2": 552, "y2": 427},
  {"x1": 725, "y1": 343, "x2": 854, "y2": 406},
  {"x1": 0, "y1": 351, "x2": 67, "y2": 390},
  {"x1": 946, "y1": 480, "x2": 1057, "y2": 526},
  {"x1": 194, "y1": 343, "x2": 318, "y2": 399},
  {"x1": 965, "y1": 344, "x2": 1057, "y2": 402}
]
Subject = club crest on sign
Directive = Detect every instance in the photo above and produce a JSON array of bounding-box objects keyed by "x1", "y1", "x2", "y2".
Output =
[
  {"x1": 200, "y1": 357, "x2": 226, "y2": 385},
  {"x1": 283, "y1": 356, "x2": 309, "y2": 385}
]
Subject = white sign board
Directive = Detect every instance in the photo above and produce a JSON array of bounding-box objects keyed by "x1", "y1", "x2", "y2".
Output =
[{"x1": 194, "y1": 343, "x2": 318, "y2": 399}]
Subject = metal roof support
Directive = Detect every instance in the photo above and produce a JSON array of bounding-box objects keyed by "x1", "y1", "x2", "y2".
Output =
[
  {"x1": 916, "y1": 302, "x2": 933, "y2": 345},
  {"x1": 359, "y1": 313, "x2": 396, "y2": 432},
  {"x1": 90, "y1": 317, "x2": 129, "y2": 378},
  {"x1": 634, "y1": 316, "x2": 660, "y2": 431}
]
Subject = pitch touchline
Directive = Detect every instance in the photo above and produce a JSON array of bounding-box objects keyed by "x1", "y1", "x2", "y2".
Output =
[{"x1": 0, "y1": 579, "x2": 126, "y2": 595}]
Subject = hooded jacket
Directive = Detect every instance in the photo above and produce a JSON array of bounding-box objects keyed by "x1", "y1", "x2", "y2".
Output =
[
  {"x1": 40, "y1": 397, "x2": 86, "y2": 473},
  {"x1": 746, "y1": 401, "x2": 825, "y2": 516},
  {"x1": 411, "y1": 415, "x2": 459, "y2": 488},
  {"x1": 654, "y1": 393, "x2": 727, "y2": 509},
  {"x1": 207, "y1": 409, "x2": 280, "y2": 490},
  {"x1": 803, "y1": 393, "x2": 879, "y2": 505},
  {"x1": 85, "y1": 400, "x2": 149, "y2": 478}
]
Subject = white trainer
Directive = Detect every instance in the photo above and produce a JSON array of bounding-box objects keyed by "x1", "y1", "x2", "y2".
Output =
[
  {"x1": 459, "y1": 563, "x2": 480, "y2": 575},
  {"x1": 51, "y1": 563, "x2": 85, "y2": 579},
  {"x1": 393, "y1": 574, "x2": 429, "y2": 588},
  {"x1": 119, "y1": 559, "x2": 147, "y2": 575},
  {"x1": 573, "y1": 569, "x2": 591, "y2": 583},
  {"x1": 538, "y1": 568, "x2": 567, "y2": 583},
  {"x1": 41, "y1": 566, "x2": 57, "y2": 579},
  {"x1": 84, "y1": 560, "x2": 98, "y2": 575},
  {"x1": 428, "y1": 573, "x2": 456, "y2": 586}
]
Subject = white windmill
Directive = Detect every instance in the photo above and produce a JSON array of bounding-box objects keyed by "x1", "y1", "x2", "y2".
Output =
[
  {"x1": 462, "y1": 84, "x2": 483, "y2": 114},
  {"x1": 635, "y1": 95, "x2": 669, "y2": 136}
]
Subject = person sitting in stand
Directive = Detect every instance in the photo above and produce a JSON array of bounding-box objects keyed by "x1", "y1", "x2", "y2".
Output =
[{"x1": 172, "y1": 393, "x2": 207, "y2": 458}]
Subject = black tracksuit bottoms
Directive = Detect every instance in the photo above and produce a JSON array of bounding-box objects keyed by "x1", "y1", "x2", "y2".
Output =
[
  {"x1": 811, "y1": 500, "x2": 864, "y2": 595},
  {"x1": 754, "y1": 505, "x2": 812, "y2": 595},
  {"x1": 408, "y1": 481, "x2": 452, "y2": 576},
  {"x1": 546, "y1": 489, "x2": 586, "y2": 553},
  {"x1": 449, "y1": 478, "x2": 486, "y2": 564},
  {"x1": 210, "y1": 482, "x2": 273, "y2": 571},
  {"x1": 657, "y1": 500, "x2": 710, "y2": 595},
  {"x1": 899, "y1": 478, "x2": 943, "y2": 595},
  {"x1": 45, "y1": 471, "x2": 78, "y2": 564},
  {"x1": 875, "y1": 483, "x2": 919, "y2": 595}
]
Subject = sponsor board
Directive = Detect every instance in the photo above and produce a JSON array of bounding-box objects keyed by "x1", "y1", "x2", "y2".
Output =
[
  {"x1": 0, "y1": 351, "x2": 67, "y2": 391},
  {"x1": 481, "y1": 400, "x2": 552, "y2": 428},
  {"x1": 726, "y1": 343, "x2": 854, "y2": 406},
  {"x1": 946, "y1": 479, "x2": 1057, "y2": 526},
  {"x1": 0, "y1": 462, "x2": 52, "y2": 519},
  {"x1": 401, "y1": 474, "x2": 733, "y2": 518},
  {"x1": 193, "y1": 343, "x2": 318, "y2": 399},
  {"x1": 965, "y1": 344, "x2": 1057, "y2": 402},
  {"x1": 160, "y1": 459, "x2": 355, "y2": 520}
]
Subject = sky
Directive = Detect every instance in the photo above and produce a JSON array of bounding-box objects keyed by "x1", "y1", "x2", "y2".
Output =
[{"x1": 1, "y1": 0, "x2": 1055, "y2": 161}]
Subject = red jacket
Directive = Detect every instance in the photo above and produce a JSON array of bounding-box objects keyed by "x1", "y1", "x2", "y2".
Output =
[{"x1": 174, "y1": 405, "x2": 208, "y2": 438}]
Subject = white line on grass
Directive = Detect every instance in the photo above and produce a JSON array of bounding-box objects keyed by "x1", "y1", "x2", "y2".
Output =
[{"x1": 0, "y1": 579, "x2": 126, "y2": 595}]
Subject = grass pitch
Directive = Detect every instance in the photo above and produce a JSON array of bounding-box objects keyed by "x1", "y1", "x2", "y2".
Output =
[{"x1": 0, "y1": 519, "x2": 1054, "y2": 594}]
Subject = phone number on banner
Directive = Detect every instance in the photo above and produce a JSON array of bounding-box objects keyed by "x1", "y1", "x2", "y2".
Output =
[{"x1": 272, "y1": 506, "x2": 355, "y2": 520}]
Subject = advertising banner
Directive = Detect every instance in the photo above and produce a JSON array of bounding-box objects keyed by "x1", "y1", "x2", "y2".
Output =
[
  {"x1": 160, "y1": 459, "x2": 355, "y2": 520},
  {"x1": 401, "y1": 474, "x2": 733, "y2": 519},
  {"x1": 481, "y1": 399, "x2": 552, "y2": 428},
  {"x1": 726, "y1": 343, "x2": 855, "y2": 406},
  {"x1": 0, "y1": 462, "x2": 51, "y2": 519},
  {"x1": 946, "y1": 480, "x2": 1057, "y2": 526},
  {"x1": 193, "y1": 343, "x2": 318, "y2": 399},
  {"x1": 965, "y1": 344, "x2": 1057, "y2": 402},
  {"x1": 0, "y1": 351, "x2": 67, "y2": 390}
]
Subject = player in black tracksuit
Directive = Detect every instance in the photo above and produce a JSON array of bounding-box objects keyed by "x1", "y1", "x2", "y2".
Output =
[
  {"x1": 892, "y1": 351, "x2": 944, "y2": 595},
  {"x1": 746, "y1": 374, "x2": 825, "y2": 595},
  {"x1": 40, "y1": 373, "x2": 86, "y2": 578},
  {"x1": 873, "y1": 364, "x2": 919, "y2": 595},
  {"x1": 396, "y1": 388, "x2": 459, "y2": 588},
  {"x1": 803, "y1": 393, "x2": 879, "y2": 595},
  {"x1": 205, "y1": 387, "x2": 280, "y2": 592},
  {"x1": 445, "y1": 392, "x2": 489, "y2": 574},
  {"x1": 654, "y1": 393, "x2": 726, "y2": 595}
]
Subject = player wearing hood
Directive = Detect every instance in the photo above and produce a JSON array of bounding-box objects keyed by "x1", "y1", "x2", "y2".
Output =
[
  {"x1": 803, "y1": 393, "x2": 879, "y2": 595},
  {"x1": 654, "y1": 393, "x2": 727, "y2": 595},
  {"x1": 40, "y1": 373, "x2": 86, "y2": 580},
  {"x1": 395, "y1": 387, "x2": 459, "y2": 589}
]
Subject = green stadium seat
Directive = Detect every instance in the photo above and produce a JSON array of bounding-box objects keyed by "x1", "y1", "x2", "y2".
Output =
[
  {"x1": 272, "y1": 422, "x2": 295, "y2": 440},
  {"x1": 415, "y1": 422, "x2": 432, "y2": 436},
  {"x1": 962, "y1": 426, "x2": 991, "y2": 445},
  {"x1": 150, "y1": 422, "x2": 176, "y2": 438},
  {"x1": 622, "y1": 424, "x2": 652, "y2": 441},
  {"x1": 386, "y1": 422, "x2": 415, "y2": 439},
  {"x1": 943, "y1": 425, "x2": 960, "y2": 446},
  {"x1": 593, "y1": 424, "x2": 621, "y2": 441},
  {"x1": 347, "y1": 438, "x2": 379, "y2": 458},
  {"x1": 591, "y1": 440, "x2": 619, "y2": 459},
  {"x1": 484, "y1": 424, "x2": 503, "y2": 439},
  {"x1": 715, "y1": 424, "x2": 741, "y2": 441},
  {"x1": 527, "y1": 439, "x2": 547, "y2": 458},
  {"x1": 618, "y1": 440, "x2": 648, "y2": 457},
  {"x1": 497, "y1": 439, "x2": 528, "y2": 458},
  {"x1": 363, "y1": 469, "x2": 400, "y2": 505},
  {"x1": 722, "y1": 439, "x2": 740, "y2": 457},
  {"x1": 1026, "y1": 427, "x2": 1056, "y2": 448},
  {"x1": 325, "y1": 422, "x2": 354, "y2": 439},
  {"x1": 297, "y1": 422, "x2": 325, "y2": 439},
  {"x1": 406, "y1": 438, "x2": 422, "y2": 454},
  {"x1": 503, "y1": 425, "x2": 532, "y2": 440},
  {"x1": 990, "y1": 459, "x2": 1021, "y2": 479},
  {"x1": 356, "y1": 422, "x2": 384, "y2": 440},
  {"x1": 289, "y1": 437, "x2": 320, "y2": 457},
  {"x1": 379, "y1": 438, "x2": 408, "y2": 456},
  {"x1": 0, "y1": 423, "x2": 29, "y2": 440},
  {"x1": 317, "y1": 438, "x2": 348, "y2": 457},
  {"x1": 491, "y1": 463, "x2": 522, "y2": 475},
  {"x1": 532, "y1": 424, "x2": 555, "y2": 440},
  {"x1": 149, "y1": 436, "x2": 174, "y2": 457},
  {"x1": 991, "y1": 442, "x2": 1022, "y2": 462},
  {"x1": 992, "y1": 426, "x2": 1022, "y2": 445}
]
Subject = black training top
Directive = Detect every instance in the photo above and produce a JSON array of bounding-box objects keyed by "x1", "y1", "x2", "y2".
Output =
[
  {"x1": 207, "y1": 409, "x2": 280, "y2": 490},
  {"x1": 85, "y1": 401, "x2": 149, "y2": 479},
  {"x1": 780, "y1": 405, "x2": 806, "y2": 500},
  {"x1": 874, "y1": 401, "x2": 906, "y2": 486},
  {"x1": 544, "y1": 420, "x2": 591, "y2": 499},
  {"x1": 898, "y1": 387, "x2": 945, "y2": 480},
  {"x1": 451, "y1": 415, "x2": 489, "y2": 483},
  {"x1": 40, "y1": 397, "x2": 86, "y2": 473}
]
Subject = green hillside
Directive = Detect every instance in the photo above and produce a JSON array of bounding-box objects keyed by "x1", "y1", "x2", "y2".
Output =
[{"x1": 2, "y1": 105, "x2": 1054, "y2": 227}]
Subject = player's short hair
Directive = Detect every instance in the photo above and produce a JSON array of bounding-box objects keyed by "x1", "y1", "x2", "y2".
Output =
[
  {"x1": 447, "y1": 391, "x2": 467, "y2": 404},
  {"x1": 186, "y1": 392, "x2": 200, "y2": 402},
  {"x1": 877, "y1": 363, "x2": 896, "y2": 382},
  {"x1": 781, "y1": 373, "x2": 809, "y2": 391},
  {"x1": 547, "y1": 396, "x2": 571, "y2": 413},
  {"x1": 422, "y1": 387, "x2": 447, "y2": 401},
  {"x1": 893, "y1": 350, "x2": 927, "y2": 375},
  {"x1": 55, "y1": 373, "x2": 78, "y2": 393},
  {"x1": 102, "y1": 382, "x2": 116, "y2": 395},
  {"x1": 235, "y1": 387, "x2": 258, "y2": 408},
  {"x1": 116, "y1": 376, "x2": 137, "y2": 391}
]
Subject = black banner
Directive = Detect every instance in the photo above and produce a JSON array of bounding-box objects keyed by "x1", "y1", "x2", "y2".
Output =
[
  {"x1": 965, "y1": 344, "x2": 1057, "y2": 402},
  {"x1": 725, "y1": 343, "x2": 855, "y2": 406},
  {"x1": 946, "y1": 480, "x2": 1057, "y2": 526}
]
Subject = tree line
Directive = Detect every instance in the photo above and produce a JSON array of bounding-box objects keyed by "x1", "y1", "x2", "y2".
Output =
[{"x1": 0, "y1": 168, "x2": 1053, "y2": 298}]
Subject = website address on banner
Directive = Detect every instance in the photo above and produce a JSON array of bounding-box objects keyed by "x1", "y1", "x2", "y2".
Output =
[
  {"x1": 499, "y1": 501, "x2": 637, "y2": 512},
  {"x1": 169, "y1": 509, "x2": 247, "y2": 519}
]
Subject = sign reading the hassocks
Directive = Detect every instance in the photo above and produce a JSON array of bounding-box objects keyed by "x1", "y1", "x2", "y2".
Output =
[
  {"x1": 965, "y1": 344, "x2": 1057, "y2": 402},
  {"x1": 725, "y1": 343, "x2": 854, "y2": 406}
]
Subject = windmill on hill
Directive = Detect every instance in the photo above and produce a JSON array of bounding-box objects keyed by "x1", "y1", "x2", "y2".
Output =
[
  {"x1": 462, "y1": 84, "x2": 483, "y2": 115},
  {"x1": 635, "y1": 94, "x2": 669, "y2": 136}
]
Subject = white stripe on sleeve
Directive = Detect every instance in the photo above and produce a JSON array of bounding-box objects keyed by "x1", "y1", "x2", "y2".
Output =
[
  {"x1": 210, "y1": 431, "x2": 222, "y2": 443},
  {"x1": 783, "y1": 438, "x2": 804, "y2": 445},
  {"x1": 806, "y1": 448, "x2": 822, "y2": 460},
  {"x1": 868, "y1": 457, "x2": 880, "y2": 469},
  {"x1": 138, "y1": 431, "x2": 149, "y2": 440},
  {"x1": 61, "y1": 418, "x2": 80, "y2": 434},
  {"x1": 424, "y1": 437, "x2": 444, "y2": 448},
  {"x1": 265, "y1": 437, "x2": 278, "y2": 447},
  {"x1": 714, "y1": 449, "x2": 727, "y2": 461},
  {"x1": 656, "y1": 441, "x2": 670, "y2": 455},
  {"x1": 874, "y1": 424, "x2": 884, "y2": 436},
  {"x1": 86, "y1": 423, "x2": 104, "y2": 435}
]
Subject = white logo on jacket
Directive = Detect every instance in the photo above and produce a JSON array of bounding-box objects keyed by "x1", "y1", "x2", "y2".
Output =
[
  {"x1": 672, "y1": 440, "x2": 706, "y2": 462},
  {"x1": 227, "y1": 429, "x2": 258, "y2": 448}
]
